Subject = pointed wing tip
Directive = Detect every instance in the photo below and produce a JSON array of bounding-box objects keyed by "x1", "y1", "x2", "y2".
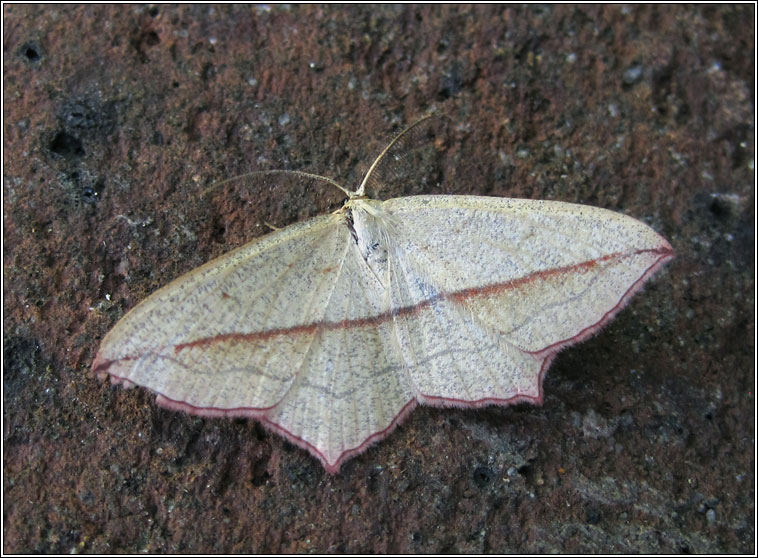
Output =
[
  {"x1": 92, "y1": 353, "x2": 136, "y2": 389},
  {"x1": 92, "y1": 354, "x2": 127, "y2": 385},
  {"x1": 321, "y1": 386, "x2": 550, "y2": 475},
  {"x1": 532, "y1": 242, "x2": 674, "y2": 363},
  {"x1": 91, "y1": 353, "x2": 109, "y2": 379},
  {"x1": 314, "y1": 397, "x2": 421, "y2": 475},
  {"x1": 322, "y1": 461, "x2": 342, "y2": 475},
  {"x1": 657, "y1": 238, "x2": 675, "y2": 259},
  {"x1": 646, "y1": 222, "x2": 674, "y2": 261},
  {"x1": 147, "y1": 394, "x2": 367, "y2": 476}
]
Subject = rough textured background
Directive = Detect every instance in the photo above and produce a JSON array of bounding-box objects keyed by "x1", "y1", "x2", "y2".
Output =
[{"x1": 3, "y1": 4, "x2": 754, "y2": 553}]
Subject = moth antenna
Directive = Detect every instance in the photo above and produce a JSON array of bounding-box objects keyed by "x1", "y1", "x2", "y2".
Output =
[
  {"x1": 356, "y1": 114, "x2": 438, "y2": 197},
  {"x1": 201, "y1": 170, "x2": 353, "y2": 199}
]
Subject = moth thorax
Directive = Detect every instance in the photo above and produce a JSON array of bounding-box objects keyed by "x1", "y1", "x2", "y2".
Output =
[{"x1": 351, "y1": 200, "x2": 391, "y2": 282}]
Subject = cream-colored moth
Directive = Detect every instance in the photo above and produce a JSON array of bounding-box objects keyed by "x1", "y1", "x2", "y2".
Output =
[{"x1": 93, "y1": 116, "x2": 674, "y2": 473}]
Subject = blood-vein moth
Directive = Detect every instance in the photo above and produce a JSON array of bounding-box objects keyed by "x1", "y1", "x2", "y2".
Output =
[{"x1": 93, "y1": 116, "x2": 674, "y2": 473}]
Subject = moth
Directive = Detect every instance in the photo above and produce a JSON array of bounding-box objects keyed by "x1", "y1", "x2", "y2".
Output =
[{"x1": 93, "y1": 116, "x2": 674, "y2": 473}]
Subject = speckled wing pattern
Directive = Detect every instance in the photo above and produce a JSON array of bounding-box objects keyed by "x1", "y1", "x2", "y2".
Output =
[
  {"x1": 378, "y1": 196, "x2": 672, "y2": 406},
  {"x1": 93, "y1": 195, "x2": 673, "y2": 473}
]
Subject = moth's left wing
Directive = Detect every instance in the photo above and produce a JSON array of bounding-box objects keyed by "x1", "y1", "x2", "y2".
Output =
[{"x1": 383, "y1": 195, "x2": 673, "y2": 405}]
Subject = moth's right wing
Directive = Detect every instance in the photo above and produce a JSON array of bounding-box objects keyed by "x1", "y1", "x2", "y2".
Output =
[{"x1": 93, "y1": 210, "x2": 416, "y2": 472}]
